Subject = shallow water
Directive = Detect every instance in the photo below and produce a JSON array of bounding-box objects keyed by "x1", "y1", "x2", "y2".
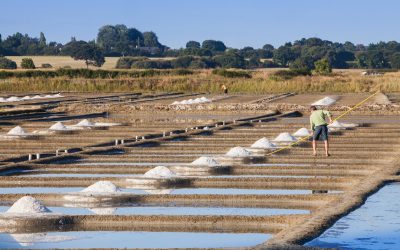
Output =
[
  {"x1": 306, "y1": 183, "x2": 400, "y2": 250},
  {"x1": 0, "y1": 231, "x2": 270, "y2": 249},
  {"x1": 0, "y1": 205, "x2": 309, "y2": 216}
]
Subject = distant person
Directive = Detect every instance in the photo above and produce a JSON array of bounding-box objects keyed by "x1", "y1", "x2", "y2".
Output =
[
  {"x1": 310, "y1": 105, "x2": 333, "y2": 157},
  {"x1": 221, "y1": 84, "x2": 228, "y2": 95}
]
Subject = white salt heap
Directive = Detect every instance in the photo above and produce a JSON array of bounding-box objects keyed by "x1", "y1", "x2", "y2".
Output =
[
  {"x1": 311, "y1": 96, "x2": 337, "y2": 106},
  {"x1": 251, "y1": 137, "x2": 277, "y2": 148},
  {"x1": 328, "y1": 120, "x2": 358, "y2": 128},
  {"x1": 0, "y1": 97, "x2": 6, "y2": 102},
  {"x1": 80, "y1": 181, "x2": 121, "y2": 193},
  {"x1": 6, "y1": 96, "x2": 21, "y2": 102},
  {"x1": 191, "y1": 156, "x2": 219, "y2": 166},
  {"x1": 21, "y1": 96, "x2": 32, "y2": 100},
  {"x1": 7, "y1": 126, "x2": 28, "y2": 136},
  {"x1": 32, "y1": 95, "x2": 44, "y2": 99},
  {"x1": 273, "y1": 132, "x2": 297, "y2": 142},
  {"x1": 226, "y1": 146, "x2": 252, "y2": 157},
  {"x1": 293, "y1": 128, "x2": 311, "y2": 137},
  {"x1": 143, "y1": 166, "x2": 177, "y2": 178},
  {"x1": 171, "y1": 96, "x2": 212, "y2": 105},
  {"x1": 89, "y1": 207, "x2": 117, "y2": 215},
  {"x1": 75, "y1": 119, "x2": 95, "y2": 127},
  {"x1": 6, "y1": 196, "x2": 51, "y2": 214},
  {"x1": 49, "y1": 122, "x2": 68, "y2": 131}
]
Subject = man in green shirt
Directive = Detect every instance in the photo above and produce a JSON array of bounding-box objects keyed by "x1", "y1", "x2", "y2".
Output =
[{"x1": 310, "y1": 106, "x2": 333, "y2": 157}]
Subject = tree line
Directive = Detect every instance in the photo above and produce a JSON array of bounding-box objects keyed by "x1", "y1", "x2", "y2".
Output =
[{"x1": 1, "y1": 24, "x2": 400, "y2": 70}]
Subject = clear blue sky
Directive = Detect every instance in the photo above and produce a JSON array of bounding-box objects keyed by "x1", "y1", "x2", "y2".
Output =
[{"x1": 1, "y1": 0, "x2": 400, "y2": 49}]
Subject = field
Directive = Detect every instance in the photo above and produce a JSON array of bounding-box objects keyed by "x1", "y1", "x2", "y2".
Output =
[{"x1": 0, "y1": 92, "x2": 399, "y2": 248}]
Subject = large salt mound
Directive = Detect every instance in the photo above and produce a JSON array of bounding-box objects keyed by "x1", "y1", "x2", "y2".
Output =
[
  {"x1": 226, "y1": 146, "x2": 252, "y2": 157},
  {"x1": 6, "y1": 96, "x2": 21, "y2": 102},
  {"x1": 293, "y1": 128, "x2": 311, "y2": 137},
  {"x1": 76, "y1": 119, "x2": 95, "y2": 127},
  {"x1": 311, "y1": 96, "x2": 337, "y2": 106},
  {"x1": 6, "y1": 196, "x2": 51, "y2": 214},
  {"x1": 49, "y1": 122, "x2": 68, "y2": 131},
  {"x1": 191, "y1": 156, "x2": 219, "y2": 166},
  {"x1": 81, "y1": 181, "x2": 120, "y2": 193},
  {"x1": 7, "y1": 126, "x2": 28, "y2": 136},
  {"x1": 273, "y1": 132, "x2": 297, "y2": 142},
  {"x1": 251, "y1": 137, "x2": 277, "y2": 148},
  {"x1": 143, "y1": 166, "x2": 177, "y2": 178}
]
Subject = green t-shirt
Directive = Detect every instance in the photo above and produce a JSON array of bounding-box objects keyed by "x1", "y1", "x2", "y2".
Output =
[{"x1": 310, "y1": 110, "x2": 331, "y2": 131}]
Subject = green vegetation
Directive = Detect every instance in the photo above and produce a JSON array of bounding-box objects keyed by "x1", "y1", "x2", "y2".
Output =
[
  {"x1": 212, "y1": 69, "x2": 251, "y2": 78},
  {"x1": 64, "y1": 41, "x2": 105, "y2": 68},
  {"x1": 313, "y1": 58, "x2": 332, "y2": 75},
  {"x1": 20, "y1": 58, "x2": 35, "y2": 69},
  {"x1": 0, "y1": 57, "x2": 17, "y2": 69}
]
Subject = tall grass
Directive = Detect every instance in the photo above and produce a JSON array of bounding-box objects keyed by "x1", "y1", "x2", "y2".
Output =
[{"x1": 0, "y1": 70, "x2": 399, "y2": 93}]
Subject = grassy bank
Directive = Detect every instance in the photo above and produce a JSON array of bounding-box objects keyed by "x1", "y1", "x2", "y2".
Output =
[{"x1": 1, "y1": 69, "x2": 399, "y2": 93}]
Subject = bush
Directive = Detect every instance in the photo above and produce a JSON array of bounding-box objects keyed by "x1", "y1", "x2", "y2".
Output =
[
  {"x1": 0, "y1": 57, "x2": 17, "y2": 69},
  {"x1": 41, "y1": 63, "x2": 53, "y2": 68},
  {"x1": 21, "y1": 58, "x2": 36, "y2": 69},
  {"x1": 115, "y1": 57, "x2": 147, "y2": 69},
  {"x1": 213, "y1": 53, "x2": 246, "y2": 68},
  {"x1": 212, "y1": 69, "x2": 251, "y2": 78},
  {"x1": 313, "y1": 58, "x2": 332, "y2": 75},
  {"x1": 269, "y1": 69, "x2": 311, "y2": 81}
]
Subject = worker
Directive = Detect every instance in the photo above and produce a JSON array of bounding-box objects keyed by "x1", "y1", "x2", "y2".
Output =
[
  {"x1": 221, "y1": 84, "x2": 228, "y2": 95},
  {"x1": 310, "y1": 105, "x2": 333, "y2": 157}
]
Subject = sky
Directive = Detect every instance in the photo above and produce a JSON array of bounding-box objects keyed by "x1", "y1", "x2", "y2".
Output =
[{"x1": 1, "y1": 0, "x2": 400, "y2": 49}]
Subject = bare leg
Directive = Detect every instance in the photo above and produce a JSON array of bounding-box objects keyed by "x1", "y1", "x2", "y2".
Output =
[
  {"x1": 324, "y1": 140, "x2": 330, "y2": 156},
  {"x1": 312, "y1": 140, "x2": 317, "y2": 156}
]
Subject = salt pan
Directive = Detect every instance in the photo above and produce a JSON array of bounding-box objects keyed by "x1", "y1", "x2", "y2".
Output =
[
  {"x1": 293, "y1": 128, "x2": 311, "y2": 137},
  {"x1": 251, "y1": 137, "x2": 277, "y2": 148},
  {"x1": 6, "y1": 196, "x2": 51, "y2": 214},
  {"x1": 273, "y1": 132, "x2": 297, "y2": 142},
  {"x1": 311, "y1": 96, "x2": 337, "y2": 106},
  {"x1": 80, "y1": 181, "x2": 120, "y2": 193},
  {"x1": 226, "y1": 146, "x2": 252, "y2": 157},
  {"x1": 143, "y1": 166, "x2": 177, "y2": 178},
  {"x1": 191, "y1": 156, "x2": 219, "y2": 166},
  {"x1": 7, "y1": 126, "x2": 28, "y2": 136},
  {"x1": 10, "y1": 233, "x2": 76, "y2": 247}
]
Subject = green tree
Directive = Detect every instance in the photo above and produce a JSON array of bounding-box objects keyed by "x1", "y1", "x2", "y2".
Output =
[
  {"x1": 67, "y1": 41, "x2": 105, "y2": 68},
  {"x1": 273, "y1": 46, "x2": 296, "y2": 66},
  {"x1": 213, "y1": 52, "x2": 245, "y2": 68},
  {"x1": 202, "y1": 40, "x2": 226, "y2": 53},
  {"x1": 0, "y1": 57, "x2": 17, "y2": 69},
  {"x1": 186, "y1": 41, "x2": 200, "y2": 49},
  {"x1": 39, "y1": 32, "x2": 46, "y2": 47},
  {"x1": 313, "y1": 58, "x2": 332, "y2": 74},
  {"x1": 20, "y1": 58, "x2": 35, "y2": 69},
  {"x1": 389, "y1": 52, "x2": 400, "y2": 69},
  {"x1": 143, "y1": 32, "x2": 161, "y2": 47}
]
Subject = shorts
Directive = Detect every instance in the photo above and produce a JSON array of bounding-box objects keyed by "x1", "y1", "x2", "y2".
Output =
[{"x1": 313, "y1": 125, "x2": 328, "y2": 141}]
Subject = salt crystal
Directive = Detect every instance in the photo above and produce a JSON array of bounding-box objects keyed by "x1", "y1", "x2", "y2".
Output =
[
  {"x1": 6, "y1": 196, "x2": 51, "y2": 214},
  {"x1": 293, "y1": 128, "x2": 311, "y2": 137},
  {"x1": 80, "y1": 181, "x2": 120, "y2": 193},
  {"x1": 143, "y1": 166, "x2": 177, "y2": 178},
  {"x1": 191, "y1": 156, "x2": 219, "y2": 166},
  {"x1": 274, "y1": 132, "x2": 297, "y2": 142},
  {"x1": 226, "y1": 146, "x2": 252, "y2": 157},
  {"x1": 251, "y1": 137, "x2": 277, "y2": 148}
]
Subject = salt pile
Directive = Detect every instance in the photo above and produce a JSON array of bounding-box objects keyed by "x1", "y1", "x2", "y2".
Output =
[
  {"x1": 191, "y1": 156, "x2": 219, "y2": 166},
  {"x1": 89, "y1": 207, "x2": 117, "y2": 215},
  {"x1": 7, "y1": 126, "x2": 28, "y2": 136},
  {"x1": 0, "y1": 97, "x2": 6, "y2": 102},
  {"x1": 75, "y1": 119, "x2": 95, "y2": 127},
  {"x1": 311, "y1": 96, "x2": 337, "y2": 106},
  {"x1": 6, "y1": 96, "x2": 21, "y2": 102},
  {"x1": 251, "y1": 137, "x2": 277, "y2": 148},
  {"x1": 273, "y1": 132, "x2": 297, "y2": 142},
  {"x1": 226, "y1": 146, "x2": 252, "y2": 157},
  {"x1": 93, "y1": 122, "x2": 121, "y2": 127},
  {"x1": 203, "y1": 126, "x2": 210, "y2": 130},
  {"x1": 328, "y1": 120, "x2": 358, "y2": 128},
  {"x1": 143, "y1": 166, "x2": 177, "y2": 178},
  {"x1": 21, "y1": 96, "x2": 32, "y2": 100},
  {"x1": 171, "y1": 96, "x2": 212, "y2": 105},
  {"x1": 80, "y1": 181, "x2": 121, "y2": 193},
  {"x1": 293, "y1": 128, "x2": 311, "y2": 137},
  {"x1": 32, "y1": 95, "x2": 44, "y2": 99},
  {"x1": 49, "y1": 122, "x2": 68, "y2": 131},
  {"x1": 6, "y1": 196, "x2": 51, "y2": 214}
]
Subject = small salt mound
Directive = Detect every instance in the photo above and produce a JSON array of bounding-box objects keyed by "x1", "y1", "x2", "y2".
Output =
[
  {"x1": 52, "y1": 93, "x2": 63, "y2": 98},
  {"x1": 293, "y1": 128, "x2": 311, "y2": 137},
  {"x1": 203, "y1": 126, "x2": 209, "y2": 130},
  {"x1": 44, "y1": 95, "x2": 53, "y2": 98},
  {"x1": 143, "y1": 166, "x2": 177, "y2": 178},
  {"x1": 7, "y1": 126, "x2": 28, "y2": 136},
  {"x1": 75, "y1": 119, "x2": 95, "y2": 127},
  {"x1": 328, "y1": 120, "x2": 346, "y2": 128},
  {"x1": 251, "y1": 137, "x2": 277, "y2": 148},
  {"x1": 226, "y1": 146, "x2": 252, "y2": 157},
  {"x1": 32, "y1": 95, "x2": 44, "y2": 99},
  {"x1": 81, "y1": 181, "x2": 120, "y2": 193},
  {"x1": 21, "y1": 96, "x2": 32, "y2": 100},
  {"x1": 94, "y1": 122, "x2": 121, "y2": 127},
  {"x1": 171, "y1": 101, "x2": 180, "y2": 105},
  {"x1": 191, "y1": 156, "x2": 219, "y2": 166},
  {"x1": 274, "y1": 132, "x2": 297, "y2": 142},
  {"x1": 0, "y1": 97, "x2": 6, "y2": 102},
  {"x1": 6, "y1": 96, "x2": 21, "y2": 102},
  {"x1": 199, "y1": 96, "x2": 211, "y2": 102},
  {"x1": 49, "y1": 122, "x2": 68, "y2": 131},
  {"x1": 89, "y1": 207, "x2": 117, "y2": 215},
  {"x1": 312, "y1": 96, "x2": 337, "y2": 106},
  {"x1": 180, "y1": 100, "x2": 190, "y2": 105},
  {"x1": 6, "y1": 196, "x2": 51, "y2": 214}
]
